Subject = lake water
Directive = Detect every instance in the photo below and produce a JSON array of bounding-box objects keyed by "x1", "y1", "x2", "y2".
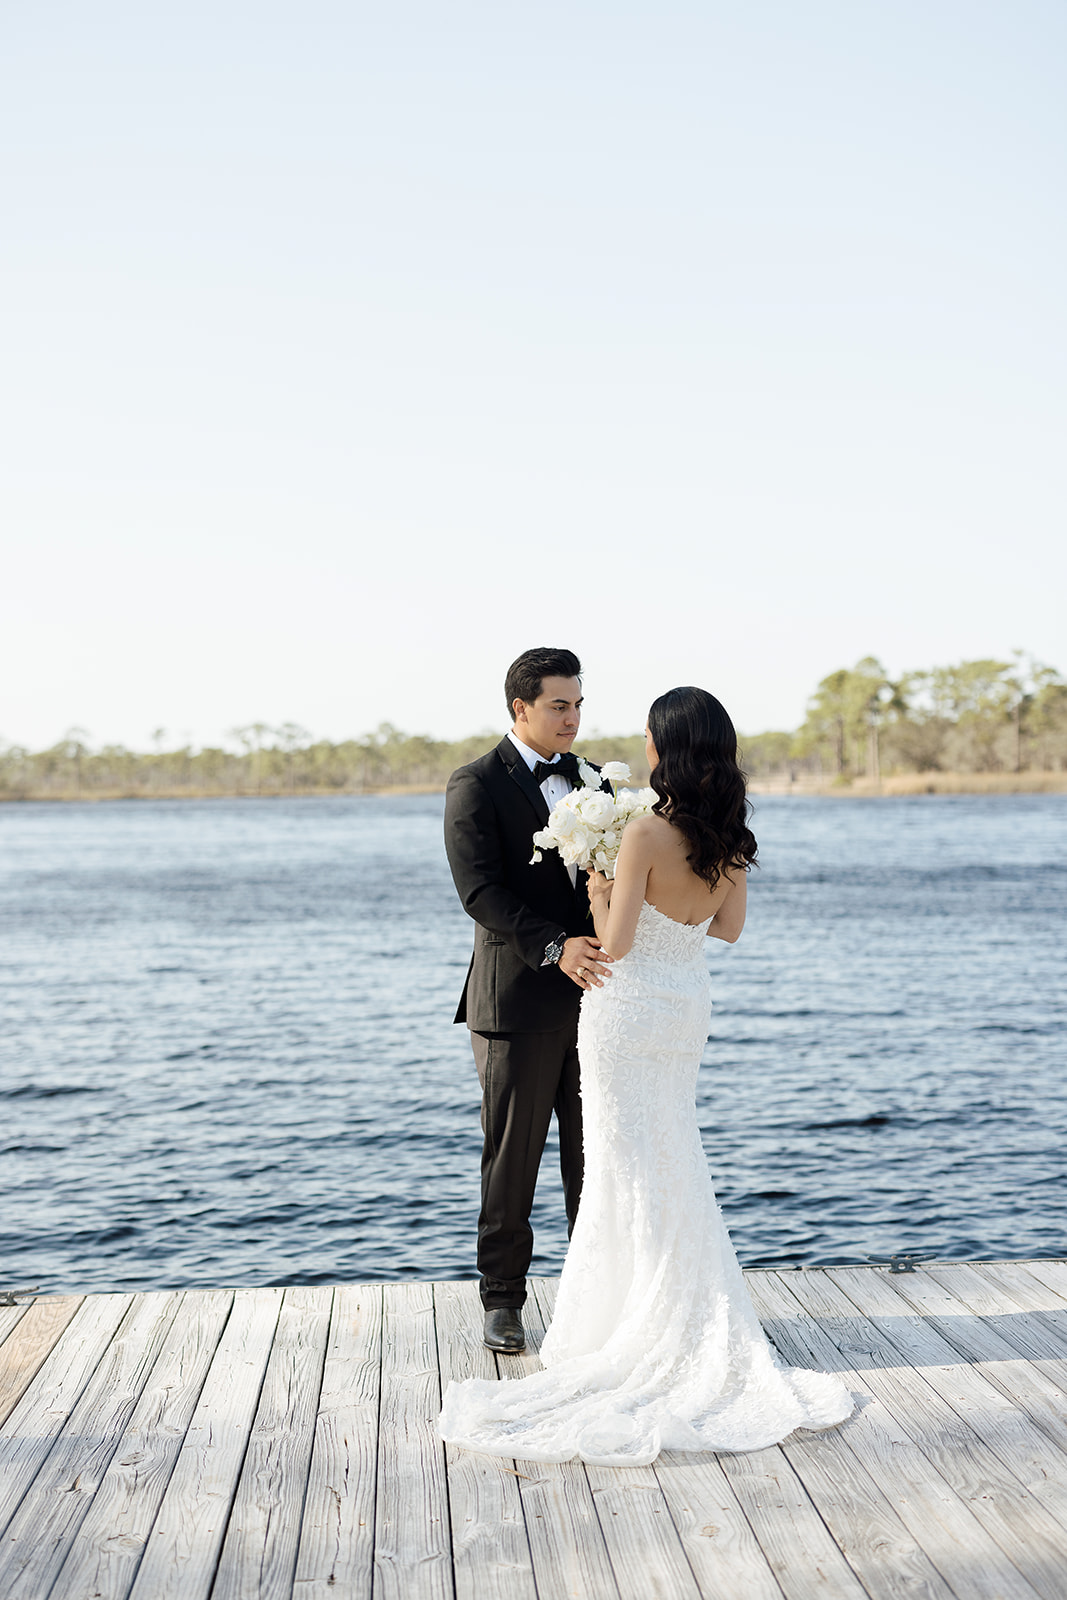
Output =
[{"x1": 1, "y1": 793, "x2": 1064, "y2": 1295}]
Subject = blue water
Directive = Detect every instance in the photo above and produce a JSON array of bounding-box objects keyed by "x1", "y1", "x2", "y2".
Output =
[{"x1": 1, "y1": 793, "x2": 1064, "y2": 1294}]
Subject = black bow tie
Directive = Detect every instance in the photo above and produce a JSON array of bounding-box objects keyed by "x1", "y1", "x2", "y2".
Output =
[{"x1": 532, "y1": 752, "x2": 582, "y2": 786}]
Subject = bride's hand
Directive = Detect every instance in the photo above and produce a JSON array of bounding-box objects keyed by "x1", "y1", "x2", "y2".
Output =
[{"x1": 586, "y1": 869, "x2": 611, "y2": 898}]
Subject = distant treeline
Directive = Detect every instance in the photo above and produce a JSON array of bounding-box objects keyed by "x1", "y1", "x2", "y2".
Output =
[
  {"x1": 0, "y1": 721, "x2": 647, "y2": 799},
  {"x1": 3, "y1": 653, "x2": 1065, "y2": 800},
  {"x1": 747, "y1": 652, "x2": 1067, "y2": 785}
]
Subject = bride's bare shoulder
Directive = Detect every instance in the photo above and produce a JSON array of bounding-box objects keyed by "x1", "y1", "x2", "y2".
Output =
[
  {"x1": 624, "y1": 811, "x2": 671, "y2": 841},
  {"x1": 625, "y1": 812, "x2": 682, "y2": 857}
]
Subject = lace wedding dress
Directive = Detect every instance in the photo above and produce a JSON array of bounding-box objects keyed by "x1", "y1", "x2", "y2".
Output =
[{"x1": 438, "y1": 899, "x2": 854, "y2": 1466}]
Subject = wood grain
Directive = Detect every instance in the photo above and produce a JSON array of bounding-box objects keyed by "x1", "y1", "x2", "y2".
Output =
[
  {"x1": 210, "y1": 1286, "x2": 333, "y2": 1600},
  {"x1": 0, "y1": 1292, "x2": 131, "y2": 1539},
  {"x1": 0, "y1": 1303, "x2": 30, "y2": 1351},
  {"x1": 749, "y1": 1269, "x2": 1046, "y2": 1600},
  {"x1": 867, "y1": 1265, "x2": 1067, "y2": 1458},
  {"x1": 127, "y1": 1287, "x2": 284, "y2": 1600},
  {"x1": 293, "y1": 1283, "x2": 383, "y2": 1600},
  {"x1": 373, "y1": 1281, "x2": 453, "y2": 1600},
  {"x1": 2, "y1": 1264, "x2": 1067, "y2": 1600},
  {"x1": 827, "y1": 1265, "x2": 1067, "y2": 1537},
  {"x1": 528, "y1": 1278, "x2": 701, "y2": 1600},
  {"x1": 49, "y1": 1289, "x2": 233, "y2": 1600},
  {"x1": 967, "y1": 1260, "x2": 1067, "y2": 1352},
  {"x1": 652, "y1": 1451, "x2": 787, "y2": 1600},
  {"x1": 510, "y1": 1280, "x2": 620, "y2": 1600},
  {"x1": 0, "y1": 1290, "x2": 183, "y2": 1600},
  {"x1": 0, "y1": 1294, "x2": 84, "y2": 1427},
  {"x1": 775, "y1": 1267, "x2": 1067, "y2": 1600},
  {"x1": 435, "y1": 1278, "x2": 537, "y2": 1600},
  {"x1": 749, "y1": 1276, "x2": 958, "y2": 1600},
  {"x1": 718, "y1": 1440, "x2": 870, "y2": 1600},
  {"x1": 773, "y1": 1422, "x2": 954, "y2": 1600},
  {"x1": 1010, "y1": 1259, "x2": 1067, "y2": 1305}
]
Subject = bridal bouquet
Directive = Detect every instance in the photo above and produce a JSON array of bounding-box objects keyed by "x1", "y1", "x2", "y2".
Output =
[{"x1": 530, "y1": 762, "x2": 657, "y2": 879}]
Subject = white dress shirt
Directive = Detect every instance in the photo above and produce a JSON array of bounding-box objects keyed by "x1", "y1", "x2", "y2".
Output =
[{"x1": 507, "y1": 730, "x2": 577, "y2": 885}]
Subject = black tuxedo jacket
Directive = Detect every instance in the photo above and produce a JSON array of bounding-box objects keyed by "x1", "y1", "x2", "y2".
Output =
[{"x1": 444, "y1": 738, "x2": 605, "y2": 1034}]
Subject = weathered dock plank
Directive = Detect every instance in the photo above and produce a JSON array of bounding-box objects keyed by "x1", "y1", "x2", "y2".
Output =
[
  {"x1": 0, "y1": 1293, "x2": 135, "y2": 1540},
  {"x1": 748, "y1": 1277, "x2": 965, "y2": 1600},
  {"x1": 827, "y1": 1268, "x2": 1067, "y2": 1551},
  {"x1": 293, "y1": 1283, "x2": 383, "y2": 1600},
  {"x1": 509, "y1": 1284, "x2": 621, "y2": 1600},
  {"x1": 213, "y1": 1285, "x2": 333, "y2": 1600},
  {"x1": 718, "y1": 1439, "x2": 871, "y2": 1600},
  {"x1": 126, "y1": 1286, "x2": 284, "y2": 1600},
  {"x1": 0, "y1": 1291, "x2": 183, "y2": 1599},
  {"x1": 1009, "y1": 1259, "x2": 1067, "y2": 1305},
  {"x1": 748, "y1": 1271, "x2": 1047, "y2": 1600},
  {"x1": 770, "y1": 1268, "x2": 1067, "y2": 1600},
  {"x1": 0, "y1": 1293, "x2": 83, "y2": 1427},
  {"x1": 0, "y1": 1302, "x2": 31, "y2": 1351},
  {"x1": 435, "y1": 1278, "x2": 537, "y2": 1600},
  {"x1": 373, "y1": 1281, "x2": 452, "y2": 1600},
  {"x1": 531, "y1": 1276, "x2": 702, "y2": 1600},
  {"x1": 0, "y1": 1262, "x2": 1065, "y2": 1600},
  {"x1": 651, "y1": 1450, "x2": 787, "y2": 1600},
  {"x1": 23, "y1": 1290, "x2": 232, "y2": 1600},
  {"x1": 838, "y1": 1266, "x2": 1067, "y2": 1461}
]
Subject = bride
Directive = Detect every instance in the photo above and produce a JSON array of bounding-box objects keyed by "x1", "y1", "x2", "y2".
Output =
[{"x1": 439, "y1": 686, "x2": 854, "y2": 1465}]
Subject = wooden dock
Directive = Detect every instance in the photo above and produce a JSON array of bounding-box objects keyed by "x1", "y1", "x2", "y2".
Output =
[{"x1": 3, "y1": 1260, "x2": 1067, "y2": 1599}]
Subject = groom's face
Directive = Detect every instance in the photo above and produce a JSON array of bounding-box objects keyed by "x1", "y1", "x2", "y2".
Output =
[{"x1": 513, "y1": 675, "x2": 583, "y2": 760}]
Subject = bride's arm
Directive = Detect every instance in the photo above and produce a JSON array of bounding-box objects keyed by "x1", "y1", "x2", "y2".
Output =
[
  {"x1": 586, "y1": 820, "x2": 654, "y2": 958},
  {"x1": 707, "y1": 869, "x2": 747, "y2": 942}
]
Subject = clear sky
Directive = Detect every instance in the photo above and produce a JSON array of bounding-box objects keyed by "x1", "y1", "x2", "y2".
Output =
[{"x1": 3, "y1": 1, "x2": 1064, "y2": 750}]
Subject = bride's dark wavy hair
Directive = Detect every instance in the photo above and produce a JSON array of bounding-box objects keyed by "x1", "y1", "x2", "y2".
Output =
[{"x1": 647, "y1": 686, "x2": 757, "y2": 892}]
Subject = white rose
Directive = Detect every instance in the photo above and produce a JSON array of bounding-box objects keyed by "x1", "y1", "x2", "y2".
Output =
[
  {"x1": 618, "y1": 787, "x2": 654, "y2": 814},
  {"x1": 599, "y1": 761, "x2": 631, "y2": 784},
  {"x1": 578, "y1": 759, "x2": 601, "y2": 788},
  {"x1": 550, "y1": 805, "x2": 581, "y2": 838},
  {"x1": 560, "y1": 835, "x2": 590, "y2": 867},
  {"x1": 577, "y1": 791, "x2": 616, "y2": 828}
]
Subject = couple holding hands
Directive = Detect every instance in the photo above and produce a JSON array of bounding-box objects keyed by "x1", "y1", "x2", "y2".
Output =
[{"x1": 440, "y1": 646, "x2": 852, "y2": 1466}]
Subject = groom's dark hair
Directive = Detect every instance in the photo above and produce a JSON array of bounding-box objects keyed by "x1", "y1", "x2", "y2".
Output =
[{"x1": 505, "y1": 647, "x2": 582, "y2": 717}]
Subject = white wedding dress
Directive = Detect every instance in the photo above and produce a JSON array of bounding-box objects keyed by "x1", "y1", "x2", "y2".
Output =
[{"x1": 439, "y1": 900, "x2": 854, "y2": 1466}]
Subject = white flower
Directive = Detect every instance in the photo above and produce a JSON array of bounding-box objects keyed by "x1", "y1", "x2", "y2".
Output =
[
  {"x1": 578, "y1": 759, "x2": 601, "y2": 789},
  {"x1": 549, "y1": 804, "x2": 582, "y2": 838},
  {"x1": 531, "y1": 778, "x2": 648, "y2": 881},
  {"x1": 560, "y1": 835, "x2": 590, "y2": 867},
  {"x1": 576, "y1": 790, "x2": 615, "y2": 828},
  {"x1": 599, "y1": 761, "x2": 631, "y2": 784}
]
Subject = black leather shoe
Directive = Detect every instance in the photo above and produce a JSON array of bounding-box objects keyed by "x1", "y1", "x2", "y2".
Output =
[{"x1": 483, "y1": 1308, "x2": 525, "y2": 1352}]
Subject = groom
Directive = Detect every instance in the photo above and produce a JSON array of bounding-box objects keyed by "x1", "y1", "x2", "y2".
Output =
[{"x1": 444, "y1": 646, "x2": 612, "y2": 1352}]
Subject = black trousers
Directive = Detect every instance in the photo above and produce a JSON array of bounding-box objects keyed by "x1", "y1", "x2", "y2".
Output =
[{"x1": 470, "y1": 1022, "x2": 584, "y2": 1310}]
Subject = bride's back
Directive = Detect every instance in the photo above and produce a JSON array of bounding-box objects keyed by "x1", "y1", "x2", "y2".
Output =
[
  {"x1": 602, "y1": 684, "x2": 756, "y2": 948},
  {"x1": 636, "y1": 813, "x2": 739, "y2": 927}
]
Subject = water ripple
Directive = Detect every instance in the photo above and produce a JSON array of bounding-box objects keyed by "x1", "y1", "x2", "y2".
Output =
[{"x1": 1, "y1": 791, "x2": 1065, "y2": 1292}]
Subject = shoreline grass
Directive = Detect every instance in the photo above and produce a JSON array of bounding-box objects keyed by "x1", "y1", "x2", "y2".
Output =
[{"x1": 2, "y1": 771, "x2": 1065, "y2": 803}]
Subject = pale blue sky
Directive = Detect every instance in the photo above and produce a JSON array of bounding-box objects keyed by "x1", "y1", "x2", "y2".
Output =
[{"x1": 3, "y1": 1, "x2": 1064, "y2": 748}]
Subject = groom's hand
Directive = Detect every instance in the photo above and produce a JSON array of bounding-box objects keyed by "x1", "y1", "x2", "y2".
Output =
[{"x1": 560, "y1": 936, "x2": 613, "y2": 990}]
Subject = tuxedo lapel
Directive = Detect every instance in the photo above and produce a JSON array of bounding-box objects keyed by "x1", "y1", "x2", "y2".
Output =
[{"x1": 497, "y1": 737, "x2": 551, "y2": 827}]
